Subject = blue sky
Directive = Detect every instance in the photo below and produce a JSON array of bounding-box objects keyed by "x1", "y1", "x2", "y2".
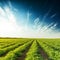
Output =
[{"x1": 0, "y1": 0, "x2": 60, "y2": 38}]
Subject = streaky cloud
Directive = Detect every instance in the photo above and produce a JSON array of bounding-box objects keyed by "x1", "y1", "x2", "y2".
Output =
[{"x1": 0, "y1": 1, "x2": 60, "y2": 38}]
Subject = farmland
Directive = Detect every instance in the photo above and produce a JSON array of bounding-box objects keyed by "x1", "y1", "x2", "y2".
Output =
[{"x1": 0, "y1": 38, "x2": 60, "y2": 60}]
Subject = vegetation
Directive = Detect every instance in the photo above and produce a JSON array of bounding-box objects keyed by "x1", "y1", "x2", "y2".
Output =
[
  {"x1": 25, "y1": 40, "x2": 44, "y2": 60},
  {"x1": 0, "y1": 38, "x2": 60, "y2": 60},
  {"x1": 37, "y1": 39, "x2": 60, "y2": 60}
]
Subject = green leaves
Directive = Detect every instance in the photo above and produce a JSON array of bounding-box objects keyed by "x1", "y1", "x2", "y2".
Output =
[
  {"x1": 38, "y1": 39, "x2": 60, "y2": 60},
  {"x1": 25, "y1": 40, "x2": 44, "y2": 60}
]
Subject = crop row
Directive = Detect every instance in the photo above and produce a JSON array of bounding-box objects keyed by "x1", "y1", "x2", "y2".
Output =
[
  {"x1": 0, "y1": 39, "x2": 29, "y2": 56},
  {"x1": 25, "y1": 40, "x2": 44, "y2": 60},
  {"x1": 0, "y1": 40, "x2": 33, "y2": 60},
  {"x1": 0, "y1": 38, "x2": 29, "y2": 48},
  {"x1": 37, "y1": 39, "x2": 60, "y2": 60}
]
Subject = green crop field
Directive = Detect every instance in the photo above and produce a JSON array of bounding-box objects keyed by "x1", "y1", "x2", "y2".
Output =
[{"x1": 0, "y1": 38, "x2": 60, "y2": 60}]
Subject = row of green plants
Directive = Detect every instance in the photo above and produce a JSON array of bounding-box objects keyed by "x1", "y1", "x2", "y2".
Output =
[
  {"x1": 43, "y1": 39, "x2": 60, "y2": 50},
  {"x1": 0, "y1": 42, "x2": 16, "y2": 49},
  {"x1": 0, "y1": 40, "x2": 33, "y2": 60},
  {"x1": 38, "y1": 40, "x2": 60, "y2": 60},
  {"x1": 25, "y1": 40, "x2": 44, "y2": 60},
  {"x1": 0, "y1": 38, "x2": 29, "y2": 49},
  {"x1": 0, "y1": 39, "x2": 29, "y2": 56}
]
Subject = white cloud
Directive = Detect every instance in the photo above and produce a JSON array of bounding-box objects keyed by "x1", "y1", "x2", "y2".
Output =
[{"x1": 0, "y1": 2, "x2": 60, "y2": 38}]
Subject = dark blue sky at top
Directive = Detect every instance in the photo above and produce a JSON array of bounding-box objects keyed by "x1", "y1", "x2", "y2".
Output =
[{"x1": 0, "y1": 0, "x2": 60, "y2": 28}]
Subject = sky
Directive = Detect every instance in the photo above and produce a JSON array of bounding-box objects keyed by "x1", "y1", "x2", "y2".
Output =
[{"x1": 0, "y1": 0, "x2": 60, "y2": 38}]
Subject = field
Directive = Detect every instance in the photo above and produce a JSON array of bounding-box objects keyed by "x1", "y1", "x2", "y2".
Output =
[{"x1": 0, "y1": 38, "x2": 60, "y2": 60}]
